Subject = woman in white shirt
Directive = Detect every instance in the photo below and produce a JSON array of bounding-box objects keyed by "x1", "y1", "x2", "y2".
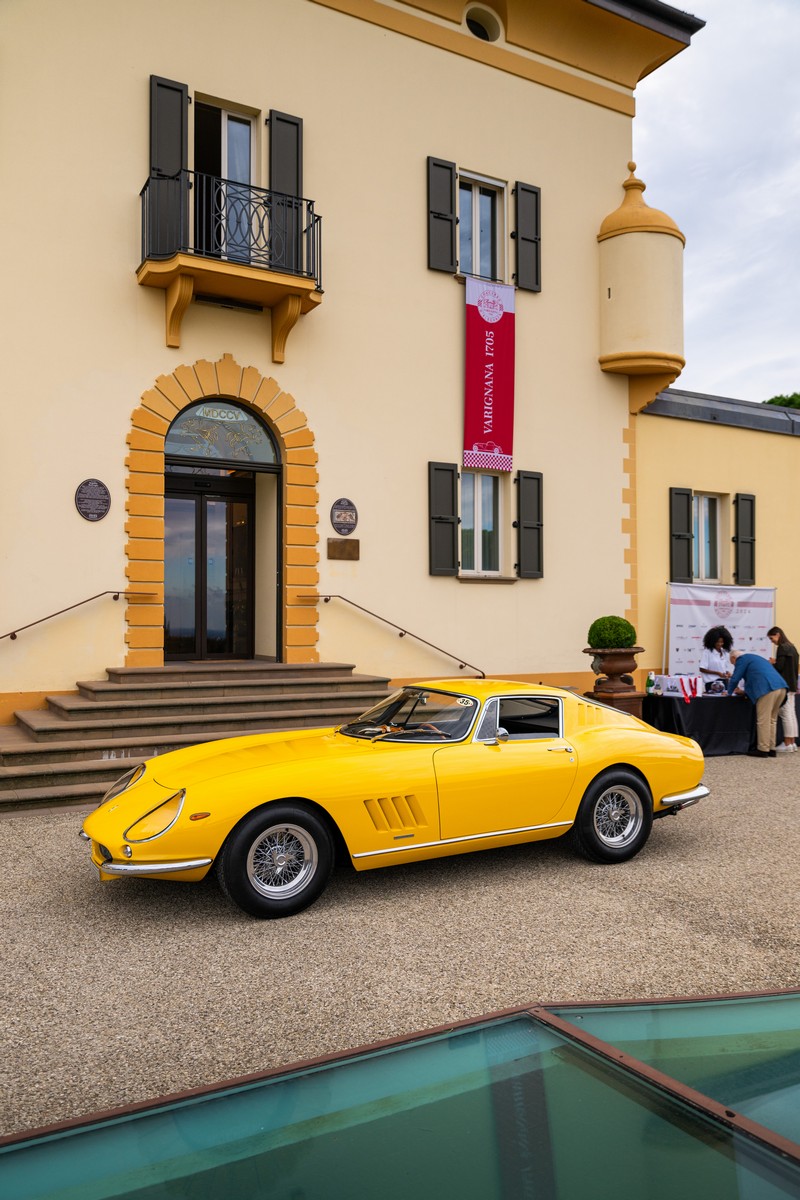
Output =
[{"x1": 700, "y1": 626, "x2": 733, "y2": 688}]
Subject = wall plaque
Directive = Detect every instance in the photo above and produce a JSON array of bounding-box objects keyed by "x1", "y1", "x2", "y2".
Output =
[
  {"x1": 330, "y1": 497, "x2": 358, "y2": 536},
  {"x1": 75, "y1": 479, "x2": 111, "y2": 522},
  {"x1": 328, "y1": 538, "x2": 360, "y2": 561}
]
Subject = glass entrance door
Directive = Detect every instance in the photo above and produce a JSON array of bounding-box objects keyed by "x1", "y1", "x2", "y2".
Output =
[{"x1": 164, "y1": 485, "x2": 254, "y2": 660}]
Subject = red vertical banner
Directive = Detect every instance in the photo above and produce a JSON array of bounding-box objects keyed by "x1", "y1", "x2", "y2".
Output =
[{"x1": 464, "y1": 279, "x2": 516, "y2": 471}]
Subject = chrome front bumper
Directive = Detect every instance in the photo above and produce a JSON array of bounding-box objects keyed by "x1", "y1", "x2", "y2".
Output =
[
  {"x1": 658, "y1": 783, "x2": 709, "y2": 811},
  {"x1": 97, "y1": 857, "x2": 213, "y2": 876},
  {"x1": 80, "y1": 833, "x2": 211, "y2": 876}
]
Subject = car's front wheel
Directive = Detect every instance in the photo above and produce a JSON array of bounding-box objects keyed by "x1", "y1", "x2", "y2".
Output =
[
  {"x1": 570, "y1": 771, "x2": 652, "y2": 864},
  {"x1": 216, "y1": 803, "x2": 334, "y2": 918}
]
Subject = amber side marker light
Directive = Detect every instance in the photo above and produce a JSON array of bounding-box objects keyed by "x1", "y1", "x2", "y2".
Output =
[{"x1": 189, "y1": 812, "x2": 211, "y2": 821}]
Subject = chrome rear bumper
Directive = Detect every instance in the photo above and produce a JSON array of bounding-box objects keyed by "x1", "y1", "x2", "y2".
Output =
[{"x1": 658, "y1": 783, "x2": 709, "y2": 811}]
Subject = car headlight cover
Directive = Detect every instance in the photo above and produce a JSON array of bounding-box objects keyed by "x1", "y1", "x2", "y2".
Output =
[
  {"x1": 123, "y1": 790, "x2": 186, "y2": 843},
  {"x1": 102, "y1": 764, "x2": 146, "y2": 804}
]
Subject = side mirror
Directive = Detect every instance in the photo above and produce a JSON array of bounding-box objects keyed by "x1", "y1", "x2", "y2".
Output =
[{"x1": 495, "y1": 727, "x2": 509, "y2": 744}]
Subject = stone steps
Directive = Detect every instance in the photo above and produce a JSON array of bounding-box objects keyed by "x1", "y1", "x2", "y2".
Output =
[{"x1": 0, "y1": 662, "x2": 391, "y2": 811}]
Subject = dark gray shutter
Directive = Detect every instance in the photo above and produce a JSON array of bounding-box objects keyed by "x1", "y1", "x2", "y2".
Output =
[
  {"x1": 148, "y1": 76, "x2": 189, "y2": 259},
  {"x1": 429, "y1": 462, "x2": 459, "y2": 576},
  {"x1": 269, "y1": 111, "x2": 304, "y2": 272},
  {"x1": 513, "y1": 182, "x2": 541, "y2": 292},
  {"x1": 427, "y1": 157, "x2": 457, "y2": 273},
  {"x1": 734, "y1": 493, "x2": 756, "y2": 586},
  {"x1": 516, "y1": 471, "x2": 543, "y2": 578},
  {"x1": 669, "y1": 487, "x2": 693, "y2": 583}
]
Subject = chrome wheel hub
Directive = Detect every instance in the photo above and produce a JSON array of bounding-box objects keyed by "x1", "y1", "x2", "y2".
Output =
[
  {"x1": 593, "y1": 786, "x2": 643, "y2": 848},
  {"x1": 247, "y1": 823, "x2": 318, "y2": 899}
]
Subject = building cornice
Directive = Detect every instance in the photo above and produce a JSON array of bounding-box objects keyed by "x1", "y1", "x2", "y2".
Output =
[{"x1": 583, "y1": 0, "x2": 705, "y2": 45}]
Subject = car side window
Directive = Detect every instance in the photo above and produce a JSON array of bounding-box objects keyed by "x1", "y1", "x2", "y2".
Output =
[{"x1": 496, "y1": 697, "x2": 561, "y2": 739}]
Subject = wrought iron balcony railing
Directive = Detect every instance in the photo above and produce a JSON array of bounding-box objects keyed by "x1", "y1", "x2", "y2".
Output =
[{"x1": 140, "y1": 170, "x2": 322, "y2": 292}]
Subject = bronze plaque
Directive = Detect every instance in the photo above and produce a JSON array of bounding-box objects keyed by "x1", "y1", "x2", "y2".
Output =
[
  {"x1": 75, "y1": 479, "x2": 111, "y2": 522},
  {"x1": 328, "y1": 538, "x2": 360, "y2": 561}
]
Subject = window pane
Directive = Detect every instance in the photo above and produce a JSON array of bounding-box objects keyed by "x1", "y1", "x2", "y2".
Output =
[
  {"x1": 692, "y1": 497, "x2": 700, "y2": 579},
  {"x1": 461, "y1": 473, "x2": 475, "y2": 571},
  {"x1": 164, "y1": 497, "x2": 197, "y2": 657},
  {"x1": 706, "y1": 497, "x2": 718, "y2": 577},
  {"x1": 478, "y1": 187, "x2": 496, "y2": 279},
  {"x1": 227, "y1": 117, "x2": 251, "y2": 185},
  {"x1": 480, "y1": 475, "x2": 499, "y2": 571},
  {"x1": 459, "y1": 183, "x2": 473, "y2": 276}
]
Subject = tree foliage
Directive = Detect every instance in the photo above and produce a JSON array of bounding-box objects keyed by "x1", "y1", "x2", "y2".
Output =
[{"x1": 764, "y1": 393, "x2": 800, "y2": 408}]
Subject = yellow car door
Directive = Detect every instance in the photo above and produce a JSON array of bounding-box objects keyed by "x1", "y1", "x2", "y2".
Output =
[{"x1": 433, "y1": 696, "x2": 579, "y2": 841}]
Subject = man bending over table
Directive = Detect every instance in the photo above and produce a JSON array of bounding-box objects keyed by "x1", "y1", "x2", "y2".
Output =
[{"x1": 726, "y1": 650, "x2": 788, "y2": 759}]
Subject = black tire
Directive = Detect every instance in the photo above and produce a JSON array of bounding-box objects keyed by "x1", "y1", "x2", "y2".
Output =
[
  {"x1": 216, "y1": 803, "x2": 334, "y2": 918},
  {"x1": 570, "y1": 770, "x2": 653, "y2": 864}
]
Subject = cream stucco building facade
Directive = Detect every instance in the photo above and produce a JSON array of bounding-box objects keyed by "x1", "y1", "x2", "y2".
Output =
[{"x1": 1, "y1": 0, "x2": 715, "y2": 722}]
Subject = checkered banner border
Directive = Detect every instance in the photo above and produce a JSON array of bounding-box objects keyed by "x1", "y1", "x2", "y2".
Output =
[{"x1": 463, "y1": 451, "x2": 513, "y2": 471}]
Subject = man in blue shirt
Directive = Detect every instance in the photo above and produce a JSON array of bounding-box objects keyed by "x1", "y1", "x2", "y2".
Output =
[{"x1": 726, "y1": 650, "x2": 788, "y2": 757}]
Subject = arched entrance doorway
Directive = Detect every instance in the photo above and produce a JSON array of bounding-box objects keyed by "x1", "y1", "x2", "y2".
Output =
[
  {"x1": 163, "y1": 399, "x2": 281, "y2": 660},
  {"x1": 125, "y1": 354, "x2": 320, "y2": 669}
]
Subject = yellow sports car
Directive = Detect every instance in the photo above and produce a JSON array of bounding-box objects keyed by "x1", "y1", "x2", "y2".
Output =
[{"x1": 80, "y1": 680, "x2": 707, "y2": 919}]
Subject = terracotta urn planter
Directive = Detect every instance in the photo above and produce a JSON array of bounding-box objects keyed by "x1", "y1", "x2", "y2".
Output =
[{"x1": 584, "y1": 646, "x2": 645, "y2": 694}]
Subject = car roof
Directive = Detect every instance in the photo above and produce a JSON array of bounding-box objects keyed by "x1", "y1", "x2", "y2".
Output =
[{"x1": 413, "y1": 679, "x2": 575, "y2": 702}]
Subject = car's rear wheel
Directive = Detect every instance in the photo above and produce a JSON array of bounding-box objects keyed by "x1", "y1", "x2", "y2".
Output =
[
  {"x1": 216, "y1": 803, "x2": 334, "y2": 918},
  {"x1": 570, "y1": 771, "x2": 652, "y2": 864}
]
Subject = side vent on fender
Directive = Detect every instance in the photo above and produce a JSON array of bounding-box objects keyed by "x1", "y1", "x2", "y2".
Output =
[
  {"x1": 364, "y1": 795, "x2": 428, "y2": 832},
  {"x1": 576, "y1": 703, "x2": 603, "y2": 727}
]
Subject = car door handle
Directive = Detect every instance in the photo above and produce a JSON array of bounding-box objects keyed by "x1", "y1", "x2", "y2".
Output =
[{"x1": 547, "y1": 746, "x2": 573, "y2": 753}]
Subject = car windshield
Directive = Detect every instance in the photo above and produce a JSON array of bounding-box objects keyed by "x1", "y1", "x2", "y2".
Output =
[{"x1": 339, "y1": 687, "x2": 479, "y2": 742}]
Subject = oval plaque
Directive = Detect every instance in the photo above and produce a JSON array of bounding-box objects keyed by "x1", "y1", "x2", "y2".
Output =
[
  {"x1": 330, "y1": 497, "x2": 358, "y2": 536},
  {"x1": 75, "y1": 478, "x2": 111, "y2": 523}
]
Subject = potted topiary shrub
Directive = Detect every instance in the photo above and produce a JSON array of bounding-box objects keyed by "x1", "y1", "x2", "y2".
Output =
[{"x1": 584, "y1": 615, "x2": 644, "y2": 695}]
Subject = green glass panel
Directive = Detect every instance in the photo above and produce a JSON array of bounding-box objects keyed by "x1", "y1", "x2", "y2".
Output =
[
  {"x1": 551, "y1": 993, "x2": 800, "y2": 1146},
  {"x1": 165, "y1": 401, "x2": 277, "y2": 464},
  {"x1": 3, "y1": 1015, "x2": 799, "y2": 1199}
]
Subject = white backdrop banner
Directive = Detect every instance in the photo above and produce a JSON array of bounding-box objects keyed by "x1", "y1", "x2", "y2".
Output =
[{"x1": 666, "y1": 584, "x2": 776, "y2": 675}]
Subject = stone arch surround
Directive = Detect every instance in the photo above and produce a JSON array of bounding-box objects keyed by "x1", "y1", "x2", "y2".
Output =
[{"x1": 125, "y1": 353, "x2": 319, "y2": 667}]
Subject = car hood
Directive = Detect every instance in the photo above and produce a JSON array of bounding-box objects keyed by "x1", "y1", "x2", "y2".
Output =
[{"x1": 147, "y1": 727, "x2": 407, "y2": 790}]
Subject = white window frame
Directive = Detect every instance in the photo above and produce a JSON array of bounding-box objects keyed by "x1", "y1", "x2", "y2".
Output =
[
  {"x1": 458, "y1": 170, "x2": 507, "y2": 283},
  {"x1": 460, "y1": 470, "x2": 503, "y2": 576},
  {"x1": 693, "y1": 493, "x2": 721, "y2": 582}
]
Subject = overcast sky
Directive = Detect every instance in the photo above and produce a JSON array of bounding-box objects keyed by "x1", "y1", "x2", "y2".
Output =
[{"x1": 631, "y1": 0, "x2": 800, "y2": 403}]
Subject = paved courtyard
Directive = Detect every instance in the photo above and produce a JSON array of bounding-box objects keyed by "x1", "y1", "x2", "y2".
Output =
[{"x1": 1, "y1": 754, "x2": 798, "y2": 1139}]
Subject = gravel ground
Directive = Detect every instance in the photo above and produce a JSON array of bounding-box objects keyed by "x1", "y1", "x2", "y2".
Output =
[{"x1": 1, "y1": 754, "x2": 798, "y2": 1139}]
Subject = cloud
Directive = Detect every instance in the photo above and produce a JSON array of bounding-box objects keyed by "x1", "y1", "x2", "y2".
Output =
[{"x1": 633, "y1": 0, "x2": 800, "y2": 401}]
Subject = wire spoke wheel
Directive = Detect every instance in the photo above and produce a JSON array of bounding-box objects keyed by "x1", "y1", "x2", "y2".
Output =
[
  {"x1": 592, "y1": 785, "x2": 643, "y2": 848},
  {"x1": 247, "y1": 823, "x2": 318, "y2": 898},
  {"x1": 571, "y1": 771, "x2": 652, "y2": 864}
]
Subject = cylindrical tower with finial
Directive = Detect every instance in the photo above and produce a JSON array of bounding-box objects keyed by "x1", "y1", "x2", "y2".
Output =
[{"x1": 597, "y1": 162, "x2": 686, "y2": 411}]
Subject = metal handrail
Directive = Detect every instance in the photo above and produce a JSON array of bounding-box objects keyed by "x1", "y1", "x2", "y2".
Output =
[
  {"x1": 1, "y1": 591, "x2": 154, "y2": 642},
  {"x1": 317, "y1": 594, "x2": 485, "y2": 678}
]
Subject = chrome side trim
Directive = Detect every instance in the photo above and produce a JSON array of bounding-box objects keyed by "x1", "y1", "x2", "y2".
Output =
[
  {"x1": 98, "y1": 857, "x2": 212, "y2": 876},
  {"x1": 352, "y1": 819, "x2": 573, "y2": 860},
  {"x1": 659, "y1": 784, "x2": 709, "y2": 808}
]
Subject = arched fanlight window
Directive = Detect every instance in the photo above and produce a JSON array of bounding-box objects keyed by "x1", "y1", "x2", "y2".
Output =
[{"x1": 165, "y1": 400, "x2": 278, "y2": 464}]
